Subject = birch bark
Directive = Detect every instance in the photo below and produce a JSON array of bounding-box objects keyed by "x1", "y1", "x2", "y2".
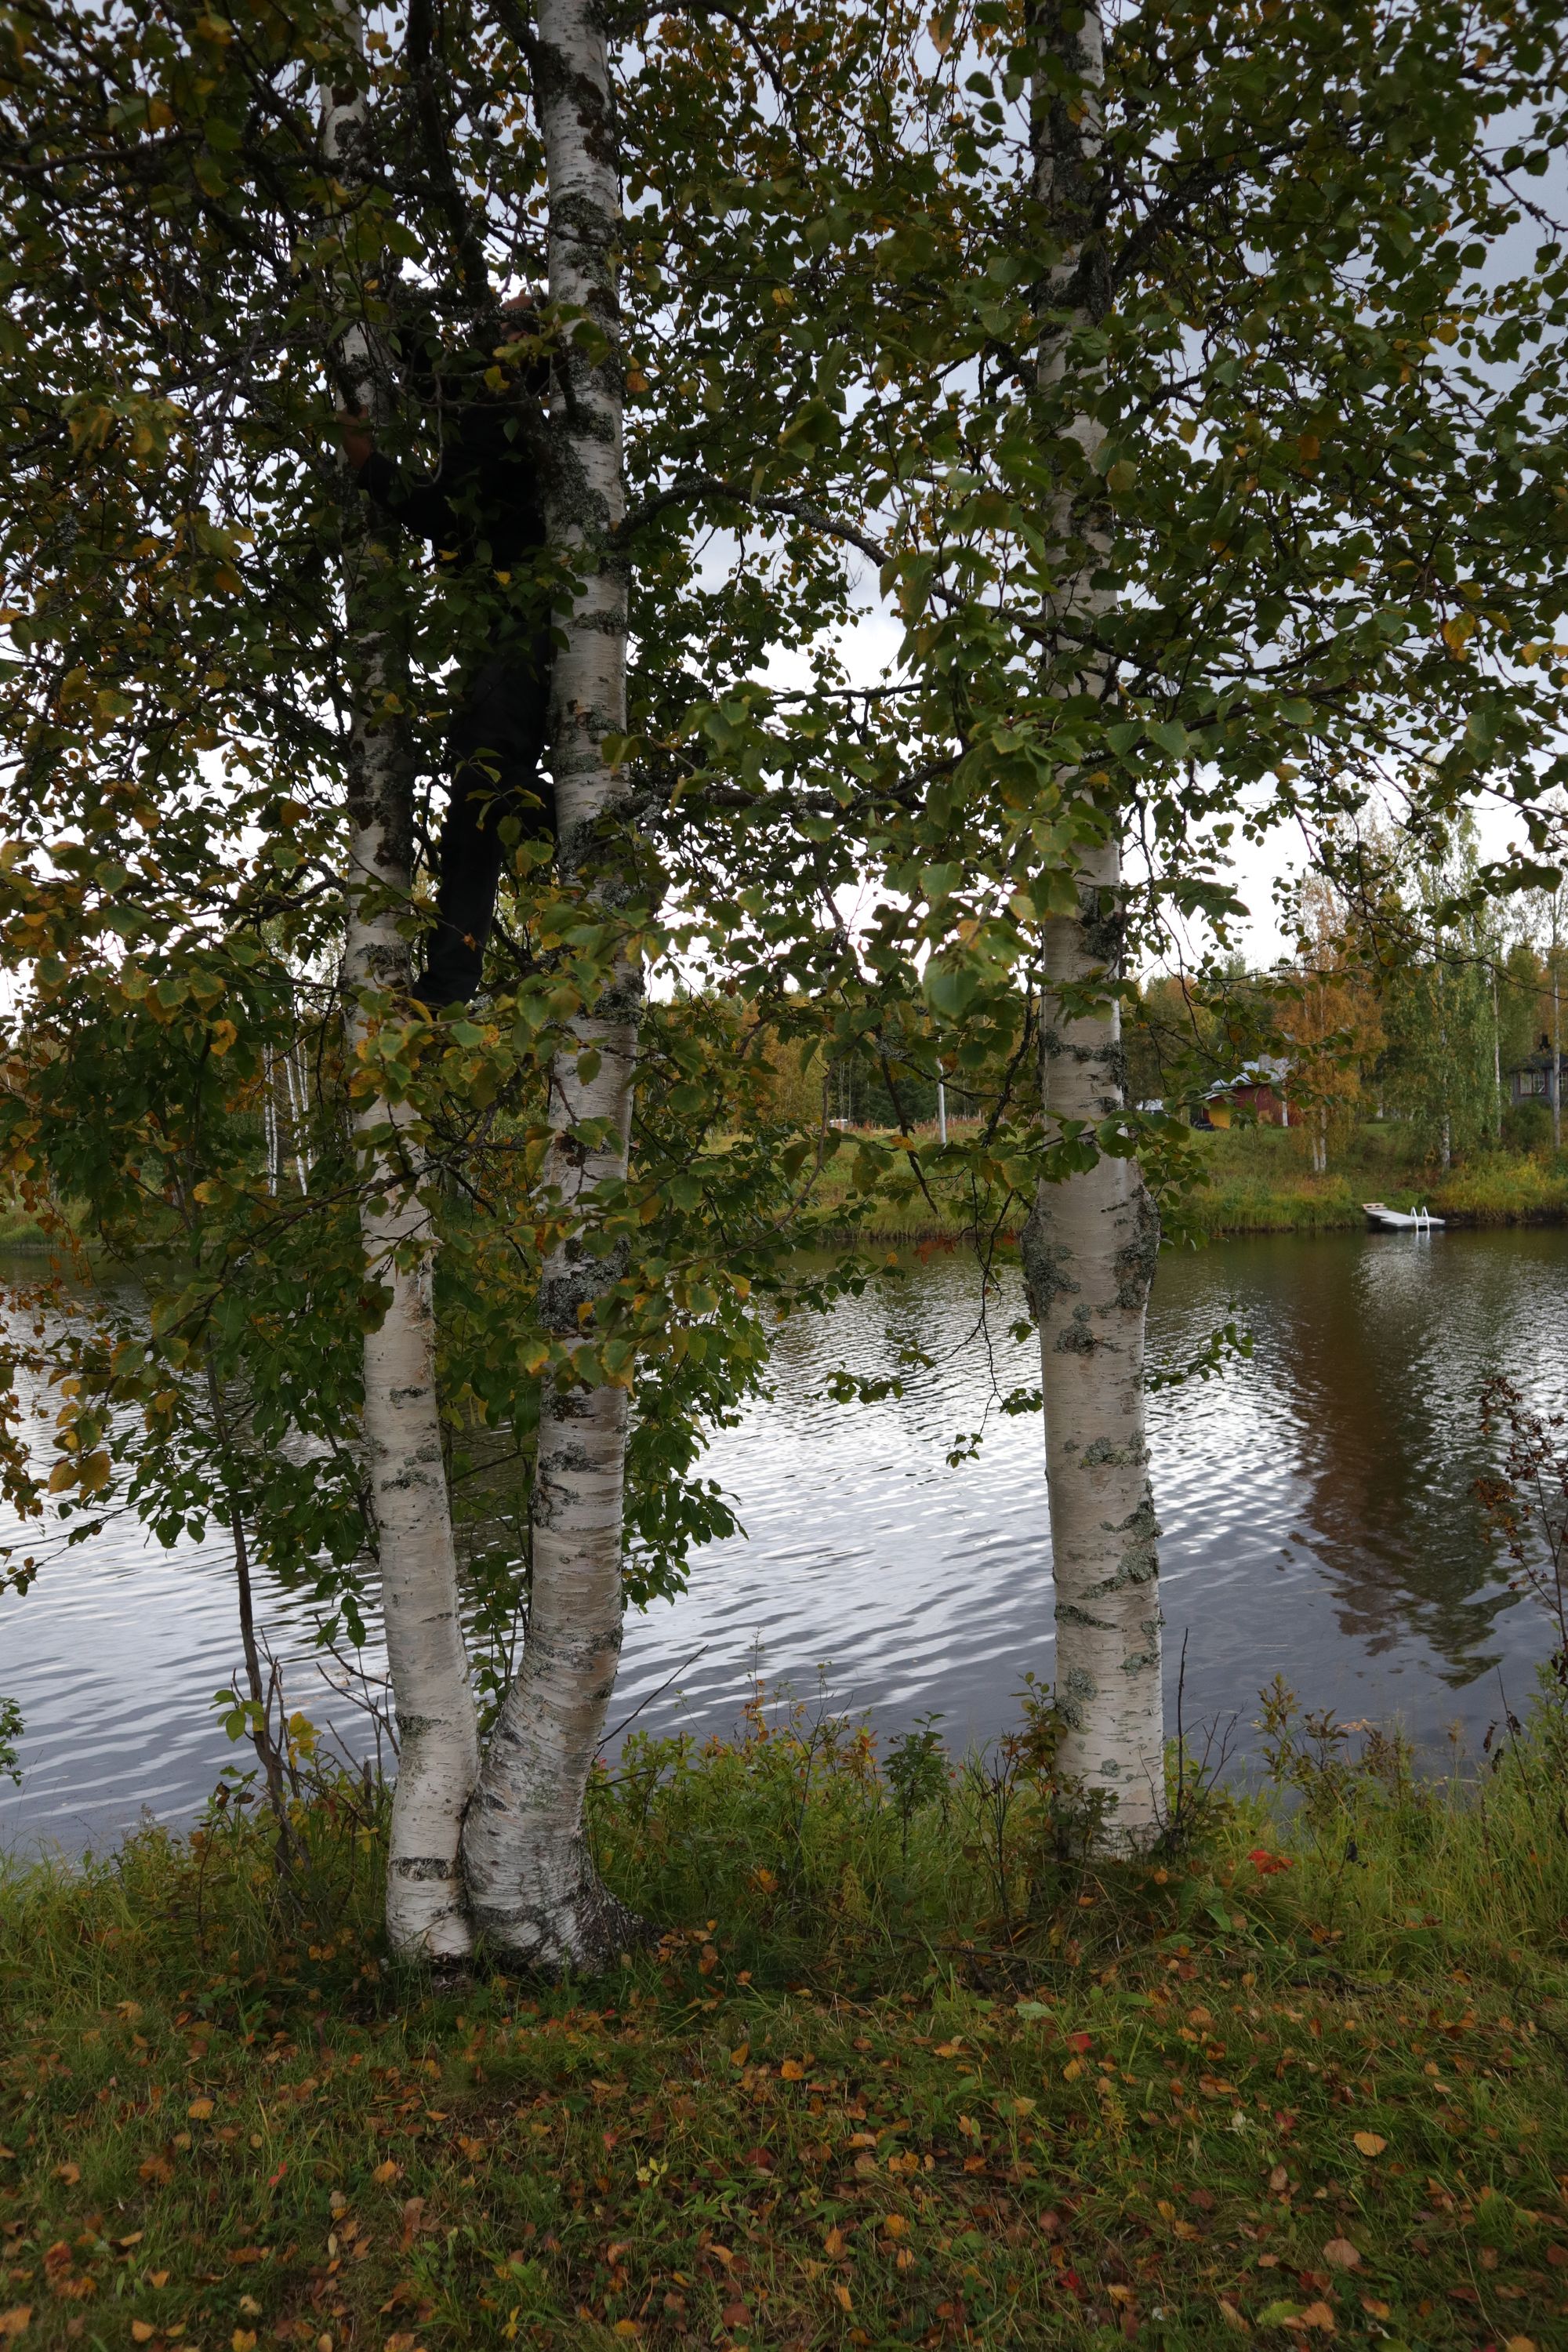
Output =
[
  {"x1": 325, "y1": 49, "x2": 480, "y2": 1964},
  {"x1": 1019, "y1": 0, "x2": 1163, "y2": 1847},
  {"x1": 460, "y1": 0, "x2": 642, "y2": 1966}
]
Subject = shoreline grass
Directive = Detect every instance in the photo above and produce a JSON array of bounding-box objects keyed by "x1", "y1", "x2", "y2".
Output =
[
  {"x1": 4, "y1": 1687, "x2": 1567, "y2": 2351},
  {"x1": 805, "y1": 1123, "x2": 1568, "y2": 1245}
]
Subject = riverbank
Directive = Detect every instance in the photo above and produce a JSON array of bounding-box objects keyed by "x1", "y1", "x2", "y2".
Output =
[
  {"x1": 3, "y1": 1693, "x2": 1566, "y2": 2350},
  {"x1": 811, "y1": 1123, "x2": 1568, "y2": 1243}
]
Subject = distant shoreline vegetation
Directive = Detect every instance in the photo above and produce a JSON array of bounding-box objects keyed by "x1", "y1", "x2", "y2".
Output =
[
  {"x1": 5, "y1": 1123, "x2": 1567, "y2": 1257},
  {"x1": 797, "y1": 1120, "x2": 1568, "y2": 1246}
]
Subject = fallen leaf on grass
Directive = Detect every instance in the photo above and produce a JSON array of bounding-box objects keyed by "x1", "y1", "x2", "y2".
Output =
[
  {"x1": 130, "y1": 2325, "x2": 155, "y2": 2343},
  {"x1": 53, "y1": 2165, "x2": 79, "y2": 2186},
  {"x1": 1269, "y1": 2166, "x2": 1289, "y2": 2194},
  {"x1": 139, "y1": 2157, "x2": 174, "y2": 2187},
  {"x1": 1504, "y1": 2338, "x2": 1538, "y2": 2352},
  {"x1": 833, "y1": 2285, "x2": 853, "y2": 2313},
  {"x1": 780, "y1": 2060, "x2": 805, "y2": 2081},
  {"x1": 1296, "y1": 2306, "x2": 1336, "y2": 2335},
  {"x1": 1352, "y1": 2132, "x2": 1386, "y2": 2158},
  {"x1": 1359, "y1": 2300, "x2": 1390, "y2": 2321},
  {"x1": 372, "y1": 2162, "x2": 400, "y2": 2185},
  {"x1": 187, "y1": 2101, "x2": 213, "y2": 2122},
  {"x1": 149, "y1": 2275, "x2": 169, "y2": 2291},
  {"x1": 1322, "y1": 2239, "x2": 1360, "y2": 2271},
  {"x1": 0, "y1": 2311, "x2": 31, "y2": 2342},
  {"x1": 1217, "y1": 2300, "x2": 1250, "y2": 2333}
]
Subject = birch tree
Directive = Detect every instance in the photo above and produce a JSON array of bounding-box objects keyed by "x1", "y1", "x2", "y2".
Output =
[
  {"x1": 457, "y1": 0, "x2": 644, "y2": 1966},
  {"x1": 1018, "y1": 0, "x2": 1162, "y2": 1840},
  {"x1": 326, "y1": 50, "x2": 481, "y2": 1963}
]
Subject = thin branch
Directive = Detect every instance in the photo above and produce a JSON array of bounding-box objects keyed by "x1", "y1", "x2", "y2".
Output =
[{"x1": 619, "y1": 472, "x2": 887, "y2": 568}]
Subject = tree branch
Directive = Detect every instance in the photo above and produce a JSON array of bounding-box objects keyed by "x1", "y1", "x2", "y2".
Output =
[{"x1": 619, "y1": 472, "x2": 887, "y2": 567}]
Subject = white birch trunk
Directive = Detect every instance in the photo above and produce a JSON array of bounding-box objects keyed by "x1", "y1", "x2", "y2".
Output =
[
  {"x1": 461, "y1": 0, "x2": 642, "y2": 1967},
  {"x1": 325, "y1": 47, "x2": 480, "y2": 1964},
  {"x1": 1021, "y1": 0, "x2": 1163, "y2": 1847}
]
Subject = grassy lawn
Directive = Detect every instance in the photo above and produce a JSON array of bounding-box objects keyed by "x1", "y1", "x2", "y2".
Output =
[{"x1": 4, "y1": 1690, "x2": 1567, "y2": 2351}]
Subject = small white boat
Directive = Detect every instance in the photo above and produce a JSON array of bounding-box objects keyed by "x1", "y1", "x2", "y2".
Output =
[{"x1": 1363, "y1": 1200, "x2": 1445, "y2": 1232}]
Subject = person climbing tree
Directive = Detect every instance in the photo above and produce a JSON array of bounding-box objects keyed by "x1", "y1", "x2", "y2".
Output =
[{"x1": 339, "y1": 294, "x2": 554, "y2": 1008}]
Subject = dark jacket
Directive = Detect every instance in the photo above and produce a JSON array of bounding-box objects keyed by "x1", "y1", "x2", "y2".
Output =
[{"x1": 357, "y1": 343, "x2": 549, "y2": 572}]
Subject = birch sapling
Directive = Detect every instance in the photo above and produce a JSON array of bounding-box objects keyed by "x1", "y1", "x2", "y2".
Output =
[
  {"x1": 461, "y1": 0, "x2": 644, "y2": 1966},
  {"x1": 325, "y1": 45, "x2": 480, "y2": 1965},
  {"x1": 1020, "y1": 0, "x2": 1163, "y2": 1847}
]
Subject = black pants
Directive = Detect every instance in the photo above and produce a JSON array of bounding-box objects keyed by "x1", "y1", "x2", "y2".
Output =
[{"x1": 415, "y1": 625, "x2": 554, "y2": 1007}]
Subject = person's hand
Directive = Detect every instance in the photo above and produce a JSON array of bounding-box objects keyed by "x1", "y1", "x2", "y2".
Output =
[{"x1": 336, "y1": 407, "x2": 375, "y2": 471}]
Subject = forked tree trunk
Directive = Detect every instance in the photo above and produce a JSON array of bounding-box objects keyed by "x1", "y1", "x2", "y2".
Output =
[
  {"x1": 461, "y1": 0, "x2": 642, "y2": 1966},
  {"x1": 325, "y1": 49, "x2": 479, "y2": 1965},
  {"x1": 1020, "y1": 0, "x2": 1163, "y2": 1848}
]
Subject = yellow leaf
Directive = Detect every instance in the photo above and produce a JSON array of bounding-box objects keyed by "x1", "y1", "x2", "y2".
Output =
[
  {"x1": 132, "y1": 2325, "x2": 156, "y2": 2343},
  {"x1": 728, "y1": 2045, "x2": 750, "y2": 2067},
  {"x1": 187, "y1": 2100, "x2": 214, "y2": 2122},
  {"x1": 1441, "y1": 614, "x2": 1475, "y2": 655},
  {"x1": 1504, "y1": 2339, "x2": 1538, "y2": 2352},
  {"x1": 1323, "y1": 2238, "x2": 1360, "y2": 2270},
  {"x1": 1297, "y1": 2302, "x2": 1336, "y2": 2332},
  {"x1": 150, "y1": 2274, "x2": 169, "y2": 2290},
  {"x1": 780, "y1": 2060, "x2": 805, "y2": 2081},
  {"x1": 833, "y1": 2285, "x2": 853, "y2": 2313},
  {"x1": 209, "y1": 1020, "x2": 238, "y2": 1057},
  {"x1": 1352, "y1": 2131, "x2": 1386, "y2": 2158},
  {"x1": 372, "y1": 2161, "x2": 400, "y2": 2184},
  {"x1": 232, "y1": 2332, "x2": 256, "y2": 2352},
  {"x1": 53, "y1": 2163, "x2": 80, "y2": 2185},
  {"x1": 1218, "y1": 2300, "x2": 1250, "y2": 2333},
  {"x1": 0, "y1": 2311, "x2": 32, "y2": 2342}
]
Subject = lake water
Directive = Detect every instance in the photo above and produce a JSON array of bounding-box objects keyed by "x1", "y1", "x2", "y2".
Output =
[{"x1": 2, "y1": 1225, "x2": 1566, "y2": 1857}]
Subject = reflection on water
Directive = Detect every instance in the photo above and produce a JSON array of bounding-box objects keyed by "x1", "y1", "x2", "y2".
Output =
[{"x1": 2, "y1": 1228, "x2": 1565, "y2": 1855}]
